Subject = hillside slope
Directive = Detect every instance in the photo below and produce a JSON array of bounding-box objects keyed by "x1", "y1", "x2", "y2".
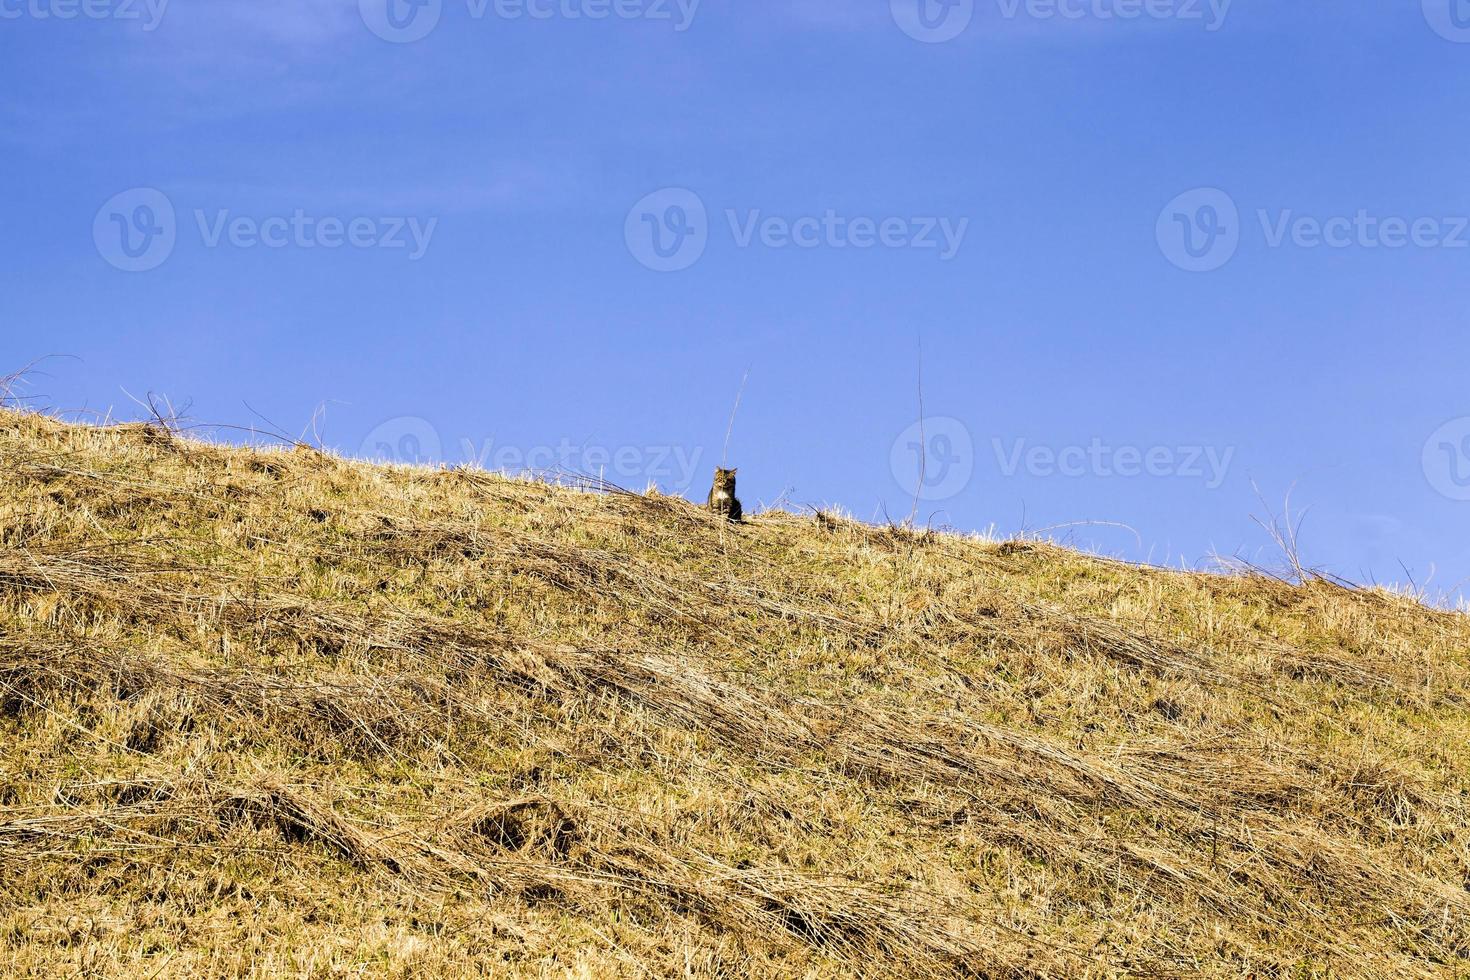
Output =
[{"x1": 1, "y1": 410, "x2": 1469, "y2": 978}]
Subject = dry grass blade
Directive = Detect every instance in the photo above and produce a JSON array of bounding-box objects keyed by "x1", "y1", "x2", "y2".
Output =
[{"x1": 1, "y1": 408, "x2": 1468, "y2": 978}]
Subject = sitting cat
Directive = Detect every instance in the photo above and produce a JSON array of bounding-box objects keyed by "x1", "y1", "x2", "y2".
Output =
[{"x1": 706, "y1": 467, "x2": 743, "y2": 522}]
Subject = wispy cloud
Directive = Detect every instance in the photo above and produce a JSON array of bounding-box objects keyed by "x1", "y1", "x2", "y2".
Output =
[
  {"x1": 174, "y1": 0, "x2": 360, "y2": 47},
  {"x1": 773, "y1": 0, "x2": 1243, "y2": 45},
  {"x1": 104, "y1": 0, "x2": 365, "y2": 88},
  {"x1": 775, "y1": 2, "x2": 892, "y2": 33},
  {"x1": 170, "y1": 160, "x2": 588, "y2": 216}
]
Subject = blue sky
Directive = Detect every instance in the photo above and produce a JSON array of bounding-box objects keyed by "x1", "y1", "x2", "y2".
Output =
[{"x1": 3, "y1": 0, "x2": 1469, "y2": 599}]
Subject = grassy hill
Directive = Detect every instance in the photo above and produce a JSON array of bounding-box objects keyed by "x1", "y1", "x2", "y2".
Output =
[{"x1": 1, "y1": 409, "x2": 1469, "y2": 978}]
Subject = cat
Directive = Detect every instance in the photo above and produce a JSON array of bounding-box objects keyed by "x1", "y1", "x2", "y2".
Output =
[{"x1": 706, "y1": 467, "x2": 743, "y2": 522}]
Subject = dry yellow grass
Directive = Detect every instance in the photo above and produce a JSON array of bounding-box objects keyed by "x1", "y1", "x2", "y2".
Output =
[{"x1": 1, "y1": 409, "x2": 1469, "y2": 978}]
